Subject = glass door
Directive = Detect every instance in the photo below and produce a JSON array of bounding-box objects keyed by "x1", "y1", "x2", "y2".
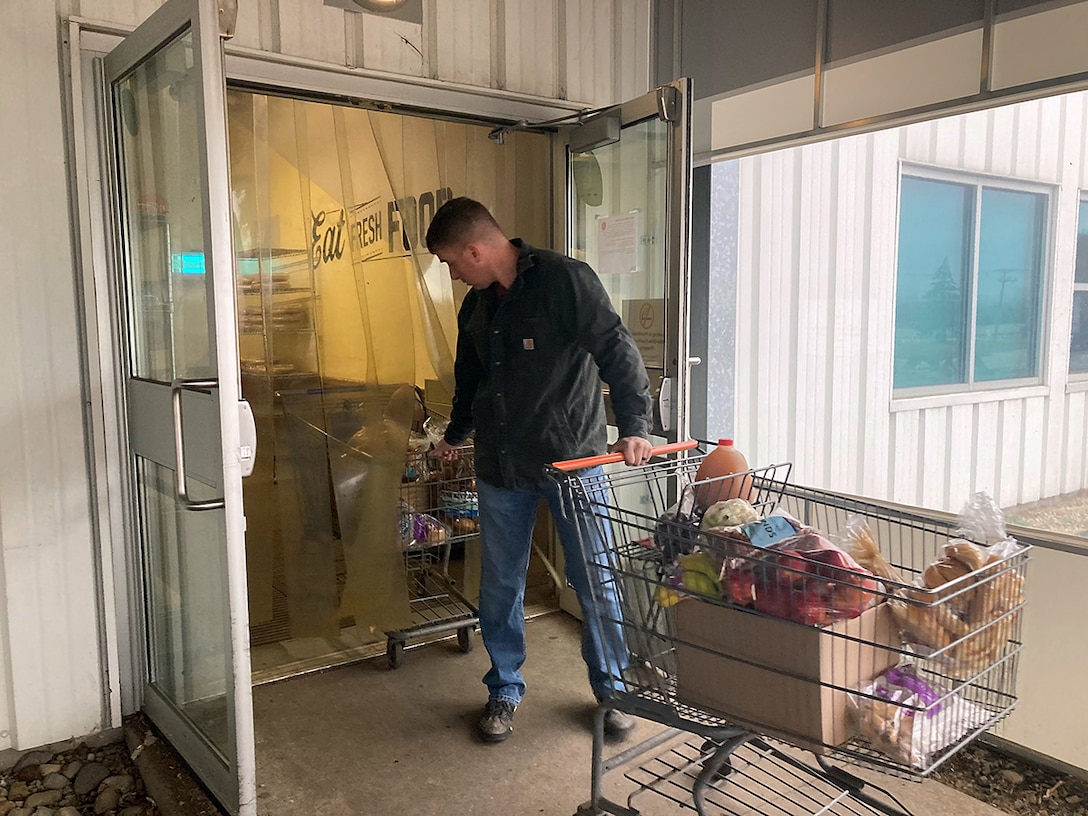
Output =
[
  {"x1": 103, "y1": 1, "x2": 255, "y2": 813},
  {"x1": 559, "y1": 80, "x2": 693, "y2": 616},
  {"x1": 567, "y1": 79, "x2": 694, "y2": 442}
]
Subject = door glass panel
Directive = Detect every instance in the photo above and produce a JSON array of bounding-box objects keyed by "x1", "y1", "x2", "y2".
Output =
[
  {"x1": 560, "y1": 90, "x2": 689, "y2": 617},
  {"x1": 137, "y1": 457, "x2": 230, "y2": 757},
  {"x1": 117, "y1": 30, "x2": 213, "y2": 382},
  {"x1": 570, "y1": 118, "x2": 669, "y2": 375},
  {"x1": 109, "y1": 12, "x2": 239, "y2": 803}
]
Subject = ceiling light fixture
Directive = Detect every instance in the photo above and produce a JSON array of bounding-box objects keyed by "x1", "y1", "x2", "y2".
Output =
[{"x1": 351, "y1": 0, "x2": 409, "y2": 11}]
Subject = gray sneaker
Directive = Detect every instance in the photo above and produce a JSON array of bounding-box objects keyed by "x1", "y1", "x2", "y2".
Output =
[
  {"x1": 478, "y1": 699, "x2": 517, "y2": 743},
  {"x1": 601, "y1": 706, "x2": 636, "y2": 740}
]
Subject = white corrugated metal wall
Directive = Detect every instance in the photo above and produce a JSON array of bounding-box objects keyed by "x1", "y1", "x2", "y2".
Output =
[
  {"x1": 0, "y1": 0, "x2": 649, "y2": 752},
  {"x1": 0, "y1": 0, "x2": 105, "y2": 753},
  {"x1": 735, "y1": 91, "x2": 1088, "y2": 513},
  {"x1": 76, "y1": 0, "x2": 650, "y2": 106}
]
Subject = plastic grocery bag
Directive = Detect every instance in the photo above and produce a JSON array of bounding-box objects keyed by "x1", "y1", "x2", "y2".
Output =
[
  {"x1": 956, "y1": 492, "x2": 1019, "y2": 553},
  {"x1": 722, "y1": 529, "x2": 882, "y2": 625},
  {"x1": 850, "y1": 665, "x2": 991, "y2": 768},
  {"x1": 836, "y1": 515, "x2": 904, "y2": 583}
]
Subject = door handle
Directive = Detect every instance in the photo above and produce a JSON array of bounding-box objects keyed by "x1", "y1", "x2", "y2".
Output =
[
  {"x1": 238, "y1": 399, "x2": 257, "y2": 478},
  {"x1": 171, "y1": 378, "x2": 225, "y2": 511},
  {"x1": 657, "y1": 376, "x2": 673, "y2": 433}
]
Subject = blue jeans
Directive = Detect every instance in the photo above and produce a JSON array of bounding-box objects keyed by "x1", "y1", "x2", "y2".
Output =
[{"x1": 476, "y1": 467, "x2": 627, "y2": 705}]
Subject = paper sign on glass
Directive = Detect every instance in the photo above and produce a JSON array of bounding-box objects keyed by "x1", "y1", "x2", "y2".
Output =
[{"x1": 596, "y1": 212, "x2": 639, "y2": 276}]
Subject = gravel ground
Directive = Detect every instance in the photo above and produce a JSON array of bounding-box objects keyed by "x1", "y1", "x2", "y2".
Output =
[
  {"x1": 936, "y1": 741, "x2": 1088, "y2": 816},
  {"x1": 1004, "y1": 491, "x2": 1088, "y2": 537},
  {"x1": 0, "y1": 735, "x2": 160, "y2": 816}
]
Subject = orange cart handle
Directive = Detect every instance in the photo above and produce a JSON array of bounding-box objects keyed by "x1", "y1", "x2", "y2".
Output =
[{"x1": 551, "y1": 440, "x2": 699, "y2": 472}]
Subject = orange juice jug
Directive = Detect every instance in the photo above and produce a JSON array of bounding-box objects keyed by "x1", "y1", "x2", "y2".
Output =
[{"x1": 693, "y1": 439, "x2": 753, "y2": 508}]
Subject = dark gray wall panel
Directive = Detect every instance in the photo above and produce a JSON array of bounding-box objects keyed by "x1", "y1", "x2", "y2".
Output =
[
  {"x1": 664, "y1": 0, "x2": 1088, "y2": 159},
  {"x1": 997, "y1": 0, "x2": 1069, "y2": 15},
  {"x1": 654, "y1": 0, "x2": 679, "y2": 88},
  {"x1": 679, "y1": 0, "x2": 818, "y2": 98},
  {"x1": 827, "y1": 0, "x2": 984, "y2": 64}
]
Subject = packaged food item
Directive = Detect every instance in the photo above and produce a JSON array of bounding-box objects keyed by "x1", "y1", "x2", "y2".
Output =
[
  {"x1": 700, "y1": 498, "x2": 760, "y2": 528},
  {"x1": 836, "y1": 515, "x2": 903, "y2": 584},
  {"x1": 724, "y1": 530, "x2": 881, "y2": 625},
  {"x1": 450, "y1": 516, "x2": 479, "y2": 535},
  {"x1": 653, "y1": 495, "x2": 701, "y2": 561},
  {"x1": 955, "y1": 492, "x2": 1013, "y2": 547},
  {"x1": 888, "y1": 538, "x2": 1025, "y2": 674},
  {"x1": 738, "y1": 513, "x2": 800, "y2": 548},
  {"x1": 397, "y1": 501, "x2": 450, "y2": 549},
  {"x1": 678, "y1": 552, "x2": 723, "y2": 598},
  {"x1": 850, "y1": 665, "x2": 991, "y2": 768},
  {"x1": 653, "y1": 551, "x2": 723, "y2": 608}
]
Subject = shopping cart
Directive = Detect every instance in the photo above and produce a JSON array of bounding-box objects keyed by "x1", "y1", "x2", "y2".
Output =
[
  {"x1": 386, "y1": 443, "x2": 481, "y2": 668},
  {"x1": 547, "y1": 442, "x2": 1030, "y2": 816}
]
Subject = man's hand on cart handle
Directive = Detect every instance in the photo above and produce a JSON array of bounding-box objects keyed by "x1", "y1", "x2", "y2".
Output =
[
  {"x1": 431, "y1": 439, "x2": 459, "y2": 461},
  {"x1": 551, "y1": 440, "x2": 698, "y2": 471},
  {"x1": 610, "y1": 436, "x2": 655, "y2": 466}
]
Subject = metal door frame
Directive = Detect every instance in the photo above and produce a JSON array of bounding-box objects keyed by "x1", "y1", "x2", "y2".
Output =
[
  {"x1": 99, "y1": 0, "x2": 254, "y2": 811},
  {"x1": 553, "y1": 78, "x2": 694, "y2": 617},
  {"x1": 67, "y1": 12, "x2": 593, "y2": 812},
  {"x1": 554, "y1": 78, "x2": 694, "y2": 443}
]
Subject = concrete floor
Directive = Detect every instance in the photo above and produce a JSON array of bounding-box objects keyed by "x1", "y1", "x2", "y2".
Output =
[{"x1": 252, "y1": 612, "x2": 1009, "y2": 816}]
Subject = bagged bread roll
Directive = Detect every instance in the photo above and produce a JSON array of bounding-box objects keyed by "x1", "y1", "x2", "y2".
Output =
[{"x1": 892, "y1": 541, "x2": 1024, "y2": 675}]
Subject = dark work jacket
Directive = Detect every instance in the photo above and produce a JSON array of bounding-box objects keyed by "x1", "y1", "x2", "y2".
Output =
[{"x1": 444, "y1": 240, "x2": 652, "y2": 488}]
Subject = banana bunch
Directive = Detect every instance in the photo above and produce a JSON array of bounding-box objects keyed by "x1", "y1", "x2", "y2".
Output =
[{"x1": 654, "y1": 552, "x2": 723, "y2": 607}]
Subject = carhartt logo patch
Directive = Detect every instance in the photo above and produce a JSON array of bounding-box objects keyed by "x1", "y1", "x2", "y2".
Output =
[{"x1": 522, "y1": 338, "x2": 535, "y2": 350}]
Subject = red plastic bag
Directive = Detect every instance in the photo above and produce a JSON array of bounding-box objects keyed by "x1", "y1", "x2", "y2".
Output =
[{"x1": 724, "y1": 530, "x2": 882, "y2": 625}]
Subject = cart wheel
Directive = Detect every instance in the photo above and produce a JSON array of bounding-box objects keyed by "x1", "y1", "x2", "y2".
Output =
[
  {"x1": 387, "y1": 638, "x2": 404, "y2": 669},
  {"x1": 457, "y1": 626, "x2": 474, "y2": 653}
]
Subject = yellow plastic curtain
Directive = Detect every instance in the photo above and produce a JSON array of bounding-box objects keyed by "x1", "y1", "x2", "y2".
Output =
[{"x1": 228, "y1": 90, "x2": 551, "y2": 646}]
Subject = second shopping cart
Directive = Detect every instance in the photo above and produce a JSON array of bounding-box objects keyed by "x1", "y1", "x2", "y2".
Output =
[{"x1": 388, "y1": 443, "x2": 481, "y2": 668}]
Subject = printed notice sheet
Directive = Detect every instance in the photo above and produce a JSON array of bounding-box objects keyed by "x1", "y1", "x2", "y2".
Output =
[{"x1": 596, "y1": 212, "x2": 639, "y2": 276}]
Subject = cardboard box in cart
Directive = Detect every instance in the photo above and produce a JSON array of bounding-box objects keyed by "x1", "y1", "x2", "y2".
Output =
[{"x1": 674, "y1": 599, "x2": 900, "y2": 752}]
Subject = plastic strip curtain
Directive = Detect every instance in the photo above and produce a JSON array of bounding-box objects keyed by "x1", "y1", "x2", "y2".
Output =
[
  {"x1": 230, "y1": 90, "x2": 551, "y2": 646},
  {"x1": 364, "y1": 110, "x2": 554, "y2": 609}
]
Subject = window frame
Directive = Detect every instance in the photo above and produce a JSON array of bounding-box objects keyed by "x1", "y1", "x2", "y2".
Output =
[
  {"x1": 1070, "y1": 192, "x2": 1088, "y2": 383},
  {"x1": 891, "y1": 161, "x2": 1056, "y2": 399}
]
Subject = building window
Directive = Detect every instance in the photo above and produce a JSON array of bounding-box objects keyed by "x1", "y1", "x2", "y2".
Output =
[
  {"x1": 1071, "y1": 197, "x2": 1088, "y2": 375},
  {"x1": 894, "y1": 174, "x2": 1047, "y2": 391}
]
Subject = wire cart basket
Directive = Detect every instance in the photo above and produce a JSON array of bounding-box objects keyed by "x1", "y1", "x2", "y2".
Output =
[
  {"x1": 547, "y1": 441, "x2": 1030, "y2": 816},
  {"x1": 387, "y1": 444, "x2": 481, "y2": 668}
]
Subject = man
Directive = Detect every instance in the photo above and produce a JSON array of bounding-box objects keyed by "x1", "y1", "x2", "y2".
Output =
[{"x1": 426, "y1": 197, "x2": 654, "y2": 744}]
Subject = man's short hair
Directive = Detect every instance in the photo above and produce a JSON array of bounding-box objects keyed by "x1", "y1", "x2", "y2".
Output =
[{"x1": 425, "y1": 197, "x2": 502, "y2": 253}]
